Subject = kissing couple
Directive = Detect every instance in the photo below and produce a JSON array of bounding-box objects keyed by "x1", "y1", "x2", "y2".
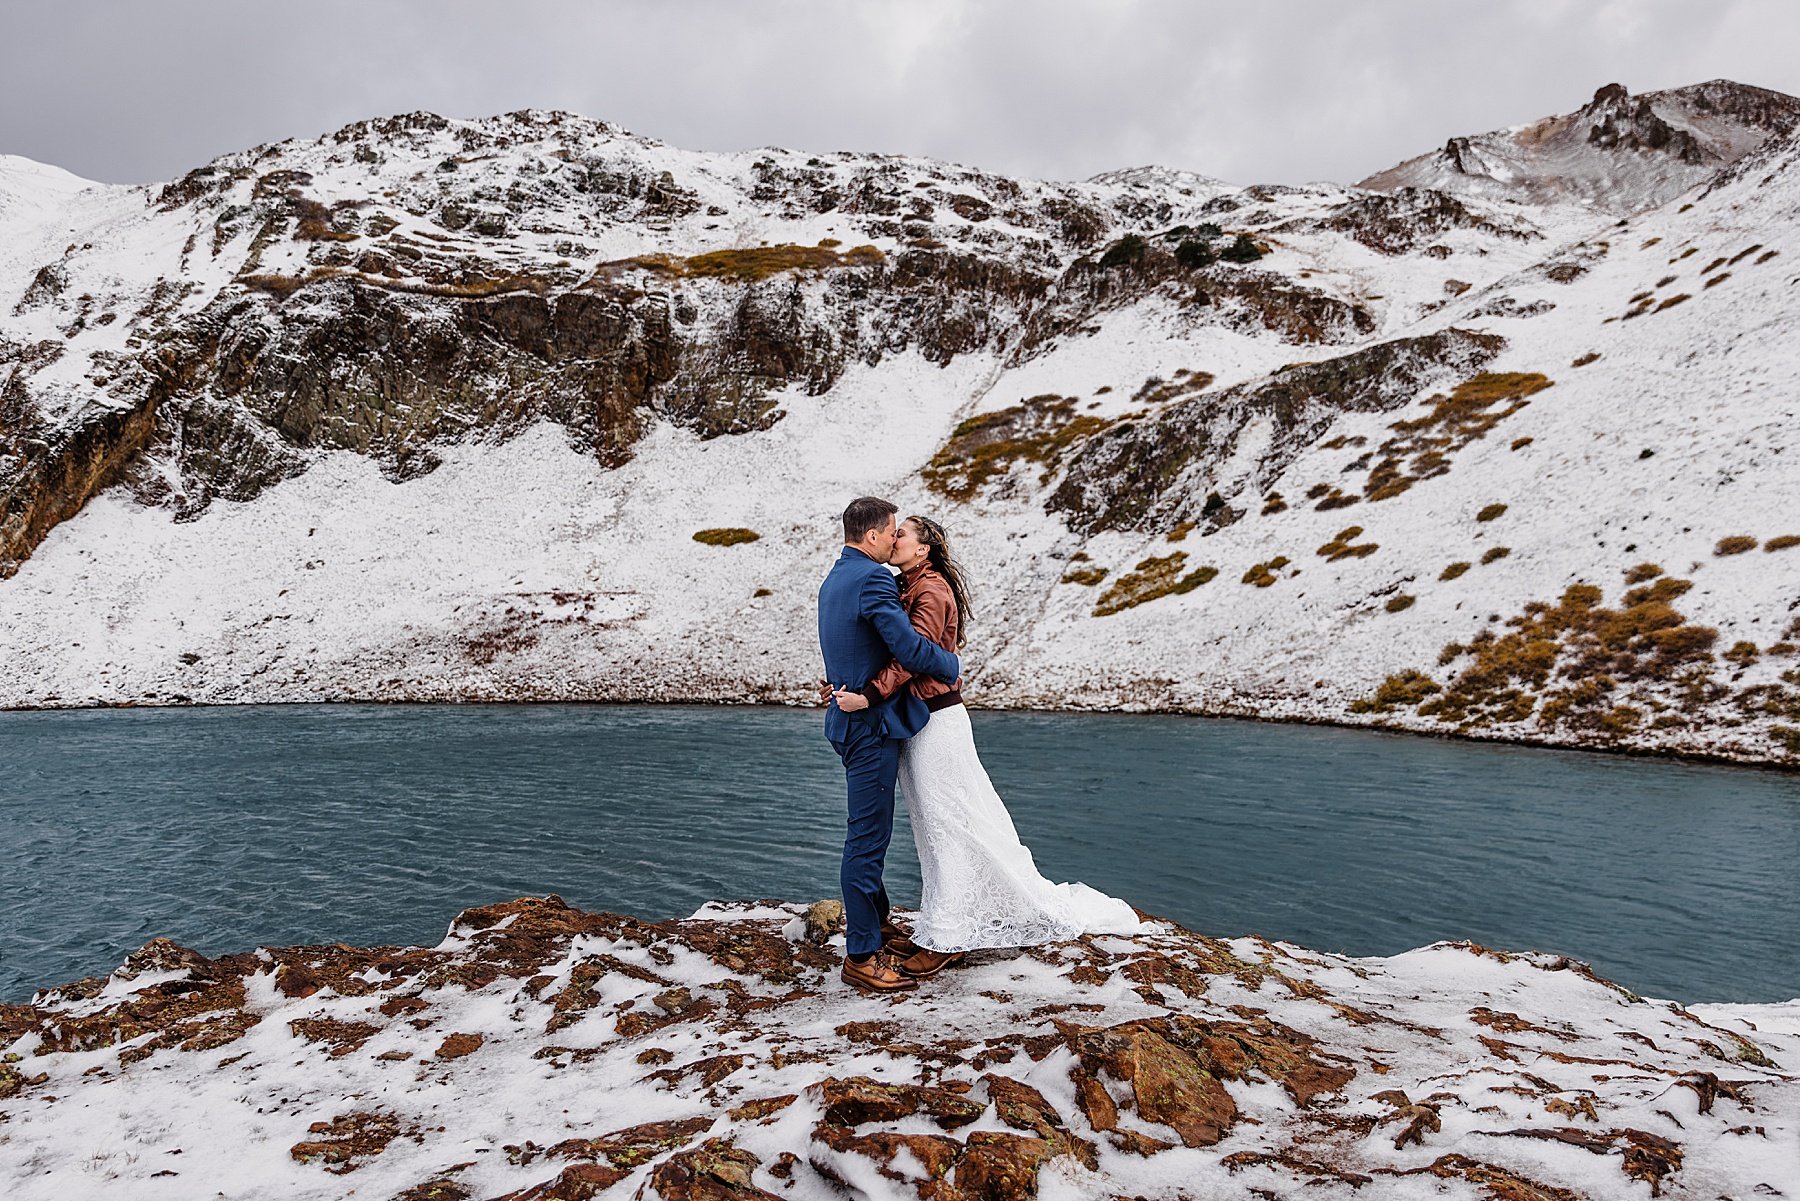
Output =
[{"x1": 817, "y1": 496, "x2": 1140, "y2": 994}]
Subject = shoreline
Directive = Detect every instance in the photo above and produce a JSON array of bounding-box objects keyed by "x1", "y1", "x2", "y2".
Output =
[{"x1": 5, "y1": 690, "x2": 1797, "y2": 775}]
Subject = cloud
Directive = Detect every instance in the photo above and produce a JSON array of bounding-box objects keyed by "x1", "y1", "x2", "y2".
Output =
[{"x1": 4, "y1": 0, "x2": 1798, "y2": 186}]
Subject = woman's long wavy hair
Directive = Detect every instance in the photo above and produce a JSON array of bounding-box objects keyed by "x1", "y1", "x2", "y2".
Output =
[{"x1": 906, "y1": 515, "x2": 973, "y2": 648}]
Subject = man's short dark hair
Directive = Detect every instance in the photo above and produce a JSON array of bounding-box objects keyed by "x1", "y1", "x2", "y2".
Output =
[{"x1": 843, "y1": 496, "x2": 898, "y2": 543}]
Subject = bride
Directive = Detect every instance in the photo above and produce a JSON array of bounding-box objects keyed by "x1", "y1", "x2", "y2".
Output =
[{"x1": 831, "y1": 515, "x2": 1141, "y2": 978}]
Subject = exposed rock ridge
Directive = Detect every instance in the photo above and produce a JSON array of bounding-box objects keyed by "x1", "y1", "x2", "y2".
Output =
[
  {"x1": 1358, "y1": 79, "x2": 1800, "y2": 213},
  {"x1": 1, "y1": 895, "x2": 1794, "y2": 1200}
]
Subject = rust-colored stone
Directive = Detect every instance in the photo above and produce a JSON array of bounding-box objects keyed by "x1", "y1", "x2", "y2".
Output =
[
  {"x1": 381, "y1": 994, "x2": 431, "y2": 1017},
  {"x1": 536, "y1": 1116, "x2": 715, "y2": 1172},
  {"x1": 290, "y1": 1017, "x2": 380, "y2": 1057},
  {"x1": 810, "y1": 1123, "x2": 964, "y2": 1187},
  {"x1": 435, "y1": 1032, "x2": 484, "y2": 1059},
  {"x1": 289, "y1": 1110, "x2": 406, "y2": 1174},
  {"x1": 490, "y1": 1161, "x2": 626, "y2": 1200},
  {"x1": 641, "y1": 1138, "x2": 780, "y2": 1200},
  {"x1": 646, "y1": 1054, "x2": 748, "y2": 1090},
  {"x1": 727, "y1": 1095, "x2": 796, "y2": 1121},
  {"x1": 811, "y1": 1076, "x2": 985, "y2": 1130},
  {"x1": 1059, "y1": 1020, "x2": 1236, "y2": 1147},
  {"x1": 954, "y1": 1131, "x2": 1058, "y2": 1200},
  {"x1": 983, "y1": 1072, "x2": 1099, "y2": 1170}
]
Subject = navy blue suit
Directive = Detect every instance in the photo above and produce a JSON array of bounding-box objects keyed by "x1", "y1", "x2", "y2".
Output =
[{"x1": 818, "y1": 546, "x2": 962, "y2": 956}]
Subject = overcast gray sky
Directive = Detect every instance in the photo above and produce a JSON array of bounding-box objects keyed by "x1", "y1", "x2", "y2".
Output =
[{"x1": 6, "y1": 0, "x2": 1800, "y2": 188}]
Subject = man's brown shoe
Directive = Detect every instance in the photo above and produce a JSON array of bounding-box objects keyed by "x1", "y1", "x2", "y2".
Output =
[
  {"x1": 841, "y1": 951, "x2": 919, "y2": 993},
  {"x1": 897, "y1": 947, "x2": 966, "y2": 979},
  {"x1": 880, "y1": 918, "x2": 918, "y2": 957}
]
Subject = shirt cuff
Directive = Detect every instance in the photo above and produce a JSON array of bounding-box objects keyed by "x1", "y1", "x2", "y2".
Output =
[{"x1": 860, "y1": 684, "x2": 883, "y2": 706}]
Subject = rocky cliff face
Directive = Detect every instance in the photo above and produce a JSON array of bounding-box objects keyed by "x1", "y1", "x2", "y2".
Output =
[
  {"x1": 1, "y1": 895, "x2": 1794, "y2": 1200},
  {"x1": 2, "y1": 87, "x2": 1800, "y2": 765}
]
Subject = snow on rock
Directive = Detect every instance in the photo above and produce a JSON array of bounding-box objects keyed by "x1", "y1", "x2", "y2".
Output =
[
  {"x1": 1359, "y1": 80, "x2": 1800, "y2": 215},
  {"x1": 1, "y1": 895, "x2": 1794, "y2": 1200}
]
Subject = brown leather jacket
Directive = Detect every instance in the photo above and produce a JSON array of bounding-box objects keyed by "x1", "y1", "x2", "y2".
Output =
[{"x1": 865, "y1": 563, "x2": 963, "y2": 709}]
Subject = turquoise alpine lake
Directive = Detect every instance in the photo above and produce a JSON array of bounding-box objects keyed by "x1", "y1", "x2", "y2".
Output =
[{"x1": 1, "y1": 703, "x2": 1795, "y2": 1004}]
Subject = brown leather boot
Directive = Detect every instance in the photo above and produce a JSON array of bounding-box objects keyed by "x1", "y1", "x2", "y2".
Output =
[
  {"x1": 841, "y1": 950, "x2": 919, "y2": 994},
  {"x1": 897, "y1": 947, "x2": 965, "y2": 978}
]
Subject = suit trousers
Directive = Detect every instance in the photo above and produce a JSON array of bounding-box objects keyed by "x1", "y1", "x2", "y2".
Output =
[{"x1": 831, "y1": 720, "x2": 898, "y2": 958}]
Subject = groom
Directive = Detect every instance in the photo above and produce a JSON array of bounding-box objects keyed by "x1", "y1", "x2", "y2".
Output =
[{"x1": 818, "y1": 497, "x2": 962, "y2": 993}]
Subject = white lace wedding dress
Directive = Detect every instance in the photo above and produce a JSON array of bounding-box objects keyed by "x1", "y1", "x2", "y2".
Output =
[{"x1": 897, "y1": 703, "x2": 1142, "y2": 952}]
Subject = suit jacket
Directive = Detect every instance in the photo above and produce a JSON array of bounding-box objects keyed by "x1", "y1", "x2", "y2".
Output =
[{"x1": 818, "y1": 546, "x2": 962, "y2": 744}]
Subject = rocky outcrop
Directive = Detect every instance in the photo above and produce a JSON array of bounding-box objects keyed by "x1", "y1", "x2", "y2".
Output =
[
  {"x1": 1, "y1": 895, "x2": 1792, "y2": 1200},
  {"x1": 0, "y1": 388, "x2": 158, "y2": 577},
  {"x1": 1047, "y1": 328, "x2": 1504, "y2": 535},
  {"x1": 1358, "y1": 80, "x2": 1800, "y2": 213},
  {"x1": 1583, "y1": 82, "x2": 1716, "y2": 164},
  {"x1": 1274, "y1": 186, "x2": 1541, "y2": 255}
]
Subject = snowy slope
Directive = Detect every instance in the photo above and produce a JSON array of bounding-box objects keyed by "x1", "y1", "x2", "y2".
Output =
[{"x1": 1, "y1": 94, "x2": 1798, "y2": 765}]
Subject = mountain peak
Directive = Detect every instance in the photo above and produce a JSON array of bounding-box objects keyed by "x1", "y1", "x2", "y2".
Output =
[
  {"x1": 1360, "y1": 78, "x2": 1800, "y2": 214},
  {"x1": 1085, "y1": 165, "x2": 1234, "y2": 195}
]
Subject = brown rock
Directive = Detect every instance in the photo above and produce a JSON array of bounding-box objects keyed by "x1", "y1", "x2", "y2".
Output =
[
  {"x1": 492, "y1": 1161, "x2": 627, "y2": 1200},
  {"x1": 380, "y1": 994, "x2": 431, "y2": 1017},
  {"x1": 289, "y1": 1110, "x2": 405, "y2": 1174},
  {"x1": 115, "y1": 937, "x2": 214, "y2": 980},
  {"x1": 668, "y1": 922, "x2": 805, "y2": 983},
  {"x1": 802, "y1": 899, "x2": 846, "y2": 943},
  {"x1": 1070, "y1": 1066, "x2": 1119, "y2": 1133},
  {"x1": 289, "y1": 1017, "x2": 380, "y2": 1057},
  {"x1": 1222, "y1": 1149, "x2": 1373, "y2": 1187},
  {"x1": 639, "y1": 1138, "x2": 780, "y2": 1200},
  {"x1": 1060, "y1": 1020, "x2": 1236, "y2": 1147},
  {"x1": 274, "y1": 960, "x2": 323, "y2": 998},
  {"x1": 727, "y1": 1095, "x2": 797, "y2": 1121},
  {"x1": 1162, "y1": 1013, "x2": 1356, "y2": 1107},
  {"x1": 540, "y1": 1116, "x2": 715, "y2": 1172},
  {"x1": 616, "y1": 989, "x2": 718, "y2": 1039},
  {"x1": 1107, "y1": 1129, "x2": 1177, "y2": 1157},
  {"x1": 1400, "y1": 1153, "x2": 1586, "y2": 1201},
  {"x1": 548, "y1": 957, "x2": 664, "y2": 1033},
  {"x1": 954, "y1": 1131, "x2": 1059, "y2": 1200},
  {"x1": 810, "y1": 1123, "x2": 963, "y2": 1188},
  {"x1": 435, "y1": 1032, "x2": 484, "y2": 1060},
  {"x1": 1619, "y1": 1128, "x2": 1684, "y2": 1196},
  {"x1": 1390, "y1": 1103, "x2": 1441, "y2": 1149},
  {"x1": 394, "y1": 1178, "x2": 472, "y2": 1201},
  {"x1": 644, "y1": 1054, "x2": 747, "y2": 1091},
  {"x1": 812, "y1": 1076, "x2": 985, "y2": 1130},
  {"x1": 0, "y1": 1063, "x2": 49, "y2": 1099},
  {"x1": 983, "y1": 1073, "x2": 1099, "y2": 1170}
]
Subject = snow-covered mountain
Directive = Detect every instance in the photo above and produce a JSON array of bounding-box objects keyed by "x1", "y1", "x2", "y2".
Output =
[
  {"x1": 3, "y1": 84, "x2": 1798, "y2": 766},
  {"x1": 1359, "y1": 79, "x2": 1800, "y2": 213}
]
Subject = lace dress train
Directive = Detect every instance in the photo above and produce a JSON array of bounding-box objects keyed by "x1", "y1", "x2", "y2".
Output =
[{"x1": 897, "y1": 704, "x2": 1141, "y2": 952}]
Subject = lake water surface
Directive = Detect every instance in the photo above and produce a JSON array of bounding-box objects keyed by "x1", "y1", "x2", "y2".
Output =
[{"x1": 2, "y1": 703, "x2": 1795, "y2": 1004}]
